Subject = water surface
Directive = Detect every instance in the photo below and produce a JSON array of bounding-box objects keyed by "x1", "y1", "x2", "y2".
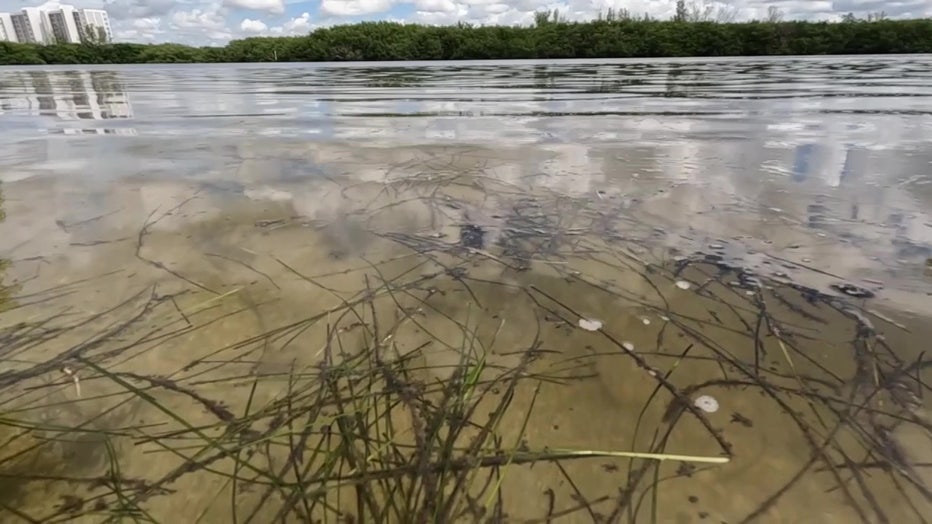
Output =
[{"x1": 0, "y1": 57, "x2": 931, "y2": 523}]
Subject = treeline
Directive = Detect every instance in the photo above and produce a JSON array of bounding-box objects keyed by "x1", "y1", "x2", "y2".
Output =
[{"x1": 1, "y1": 16, "x2": 931, "y2": 65}]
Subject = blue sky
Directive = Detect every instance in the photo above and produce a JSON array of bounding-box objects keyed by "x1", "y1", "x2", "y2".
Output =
[{"x1": 1, "y1": 0, "x2": 930, "y2": 45}]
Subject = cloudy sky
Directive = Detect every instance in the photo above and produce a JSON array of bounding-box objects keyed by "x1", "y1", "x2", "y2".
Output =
[{"x1": 1, "y1": 0, "x2": 930, "y2": 45}]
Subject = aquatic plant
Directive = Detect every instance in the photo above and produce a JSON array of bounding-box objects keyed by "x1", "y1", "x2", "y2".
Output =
[
  {"x1": 0, "y1": 171, "x2": 928, "y2": 523},
  {"x1": 0, "y1": 186, "x2": 10, "y2": 312}
]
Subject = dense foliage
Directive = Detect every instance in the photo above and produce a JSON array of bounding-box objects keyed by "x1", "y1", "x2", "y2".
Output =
[{"x1": 1, "y1": 16, "x2": 930, "y2": 65}]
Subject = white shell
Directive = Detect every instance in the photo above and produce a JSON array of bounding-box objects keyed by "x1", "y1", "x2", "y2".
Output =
[
  {"x1": 578, "y1": 318, "x2": 603, "y2": 331},
  {"x1": 622, "y1": 341, "x2": 635, "y2": 351},
  {"x1": 694, "y1": 395, "x2": 719, "y2": 413},
  {"x1": 641, "y1": 317, "x2": 651, "y2": 325},
  {"x1": 675, "y1": 280, "x2": 692, "y2": 290}
]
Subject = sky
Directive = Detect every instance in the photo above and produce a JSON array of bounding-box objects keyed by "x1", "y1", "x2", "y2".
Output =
[{"x1": 1, "y1": 0, "x2": 930, "y2": 46}]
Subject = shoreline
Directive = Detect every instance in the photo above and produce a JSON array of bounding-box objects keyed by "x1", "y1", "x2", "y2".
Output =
[{"x1": 3, "y1": 17, "x2": 932, "y2": 65}]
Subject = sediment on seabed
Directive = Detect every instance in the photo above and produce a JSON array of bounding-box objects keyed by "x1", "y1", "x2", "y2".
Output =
[{"x1": 1, "y1": 164, "x2": 930, "y2": 523}]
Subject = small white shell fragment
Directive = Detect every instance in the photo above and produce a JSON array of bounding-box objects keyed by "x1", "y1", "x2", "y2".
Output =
[
  {"x1": 622, "y1": 341, "x2": 635, "y2": 351},
  {"x1": 641, "y1": 317, "x2": 651, "y2": 325},
  {"x1": 578, "y1": 318, "x2": 603, "y2": 331},
  {"x1": 660, "y1": 315, "x2": 670, "y2": 322},
  {"x1": 244, "y1": 187, "x2": 293, "y2": 202},
  {"x1": 694, "y1": 395, "x2": 719, "y2": 413},
  {"x1": 675, "y1": 280, "x2": 692, "y2": 290}
]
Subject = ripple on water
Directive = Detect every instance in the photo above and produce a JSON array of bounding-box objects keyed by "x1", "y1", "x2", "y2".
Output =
[{"x1": 0, "y1": 58, "x2": 931, "y2": 523}]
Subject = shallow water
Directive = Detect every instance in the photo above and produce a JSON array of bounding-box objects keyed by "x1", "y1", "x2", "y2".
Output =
[{"x1": 0, "y1": 57, "x2": 931, "y2": 523}]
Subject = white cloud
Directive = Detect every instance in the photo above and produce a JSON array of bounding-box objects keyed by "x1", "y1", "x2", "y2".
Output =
[
  {"x1": 411, "y1": 0, "x2": 458, "y2": 12},
  {"x1": 240, "y1": 17, "x2": 269, "y2": 32},
  {"x1": 7, "y1": 0, "x2": 929, "y2": 46},
  {"x1": 282, "y1": 11, "x2": 313, "y2": 32},
  {"x1": 103, "y1": 0, "x2": 176, "y2": 21},
  {"x1": 172, "y1": 7, "x2": 227, "y2": 31},
  {"x1": 321, "y1": 0, "x2": 395, "y2": 16},
  {"x1": 169, "y1": 2, "x2": 232, "y2": 43},
  {"x1": 259, "y1": 12, "x2": 314, "y2": 35},
  {"x1": 224, "y1": 0, "x2": 286, "y2": 14},
  {"x1": 114, "y1": 16, "x2": 163, "y2": 41},
  {"x1": 409, "y1": 0, "x2": 552, "y2": 25},
  {"x1": 132, "y1": 17, "x2": 162, "y2": 31}
]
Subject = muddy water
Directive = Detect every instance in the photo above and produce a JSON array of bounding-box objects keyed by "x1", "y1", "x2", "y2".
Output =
[{"x1": 0, "y1": 58, "x2": 931, "y2": 523}]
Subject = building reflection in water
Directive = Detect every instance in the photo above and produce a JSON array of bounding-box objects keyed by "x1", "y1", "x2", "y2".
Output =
[{"x1": 0, "y1": 69, "x2": 134, "y2": 135}]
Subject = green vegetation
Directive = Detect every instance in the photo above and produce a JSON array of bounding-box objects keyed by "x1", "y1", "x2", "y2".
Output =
[
  {"x1": 1, "y1": 13, "x2": 930, "y2": 65},
  {"x1": 1, "y1": 156, "x2": 929, "y2": 521},
  {"x1": 0, "y1": 186, "x2": 9, "y2": 312},
  {"x1": 0, "y1": 258, "x2": 726, "y2": 521}
]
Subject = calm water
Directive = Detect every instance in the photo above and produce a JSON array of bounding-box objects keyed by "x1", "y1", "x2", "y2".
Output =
[
  {"x1": 1, "y1": 57, "x2": 931, "y2": 522},
  {"x1": 1, "y1": 57, "x2": 931, "y2": 305}
]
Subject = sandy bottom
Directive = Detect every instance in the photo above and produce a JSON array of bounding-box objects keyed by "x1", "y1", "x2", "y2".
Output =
[{"x1": 1, "y1": 143, "x2": 930, "y2": 523}]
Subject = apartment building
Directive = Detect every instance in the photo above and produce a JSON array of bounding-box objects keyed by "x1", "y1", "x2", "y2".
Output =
[
  {"x1": 0, "y1": 13, "x2": 16, "y2": 42},
  {"x1": 20, "y1": 7, "x2": 48, "y2": 42},
  {"x1": 47, "y1": 5, "x2": 82, "y2": 44},
  {"x1": 0, "y1": 5, "x2": 111, "y2": 44},
  {"x1": 79, "y1": 9, "x2": 112, "y2": 43}
]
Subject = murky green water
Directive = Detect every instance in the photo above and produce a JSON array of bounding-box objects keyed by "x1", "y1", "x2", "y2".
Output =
[{"x1": 1, "y1": 57, "x2": 931, "y2": 523}]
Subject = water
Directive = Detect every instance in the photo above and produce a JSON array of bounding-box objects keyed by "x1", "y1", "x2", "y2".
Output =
[{"x1": 0, "y1": 57, "x2": 930, "y2": 523}]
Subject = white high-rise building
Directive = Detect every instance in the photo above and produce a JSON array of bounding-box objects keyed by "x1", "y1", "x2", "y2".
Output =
[
  {"x1": 0, "y1": 13, "x2": 17, "y2": 42},
  {"x1": 8, "y1": 13, "x2": 33, "y2": 42},
  {"x1": 20, "y1": 7, "x2": 49, "y2": 43},
  {"x1": 77, "y1": 9, "x2": 112, "y2": 43},
  {"x1": 47, "y1": 5, "x2": 82, "y2": 44}
]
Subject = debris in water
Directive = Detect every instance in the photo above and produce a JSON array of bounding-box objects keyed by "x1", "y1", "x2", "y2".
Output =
[
  {"x1": 578, "y1": 318, "x2": 603, "y2": 331},
  {"x1": 62, "y1": 367, "x2": 81, "y2": 398},
  {"x1": 694, "y1": 395, "x2": 719, "y2": 413},
  {"x1": 244, "y1": 186, "x2": 293, "y2": 202},
  {"x1": 830, "y1": 283, "x2": 875, "y2": 298},
  {"x1": 675, "y1": 280, "x2": 692, "y2": 290},
  {"x1": 622, "y1": 341, "x2": 635, "y2": 351},
  {"x1": 730, "y1": 412, "x2": 753, "y2": 427},
  {"x1": 641, "y1": 317, "x2": 651, "y2": 325},
  {"x1": 459, "y1": 224, "x2": 485, "y2": 249},
  {"x1": 255, "y1": 218, "x2": 286, "y2": 229}
]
